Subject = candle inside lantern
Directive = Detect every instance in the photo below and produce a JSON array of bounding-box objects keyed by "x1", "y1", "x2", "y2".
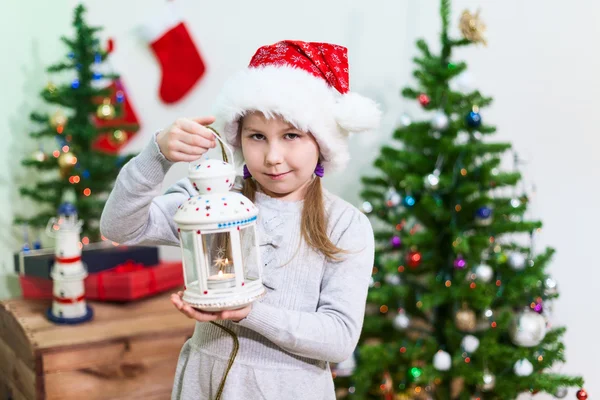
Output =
[{"x1": 207, "y1": 260, "x2": 236, "y2": 289}]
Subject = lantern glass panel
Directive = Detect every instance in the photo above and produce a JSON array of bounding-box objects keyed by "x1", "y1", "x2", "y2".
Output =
[
  {"x1": 181, "y1": 230, "x2": 198, "y2": 285},
  {"x1": 240, "y1": 225, "x2": 260, "y2": 282}
]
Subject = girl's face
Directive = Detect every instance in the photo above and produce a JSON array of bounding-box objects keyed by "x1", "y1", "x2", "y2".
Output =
[{"x1": 240, "y1": 112, "x2": 320, "y2": 201}]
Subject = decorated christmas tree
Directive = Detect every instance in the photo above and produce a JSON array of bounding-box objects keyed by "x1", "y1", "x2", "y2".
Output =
[
  {"x1": 335, "y1": 1, "x2": 586, "y2": 399},
  {"x1": 15, "y1": 4, "x2": 139, "y2": 242}
]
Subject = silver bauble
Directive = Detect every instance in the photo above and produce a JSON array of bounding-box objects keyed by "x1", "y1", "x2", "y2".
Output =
[{"x1": 509, "y1": 309, "x2": 547, "y2": 347}]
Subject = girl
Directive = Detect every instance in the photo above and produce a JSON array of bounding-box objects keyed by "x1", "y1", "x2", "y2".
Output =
[{"x1": 100, "y1": 40, "x2": 381, "y2": 400}]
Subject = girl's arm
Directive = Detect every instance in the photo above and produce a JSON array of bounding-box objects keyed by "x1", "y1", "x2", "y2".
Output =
[
  {"x1": 235, "y1": 210, "x2": 375, "y2": 363},
  {"x1": 100, "y1": 133, "x2": 191, "y2": 246}
]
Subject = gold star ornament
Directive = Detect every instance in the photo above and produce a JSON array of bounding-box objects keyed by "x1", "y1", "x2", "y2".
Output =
[{"x1": 459, "y1": 9, "x2": 487, "y2": 45}]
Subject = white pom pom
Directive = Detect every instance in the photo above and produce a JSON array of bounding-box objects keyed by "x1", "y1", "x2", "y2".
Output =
[
  {"x1": 433, "y1": 350, "x2": 452, "y2": 371},
  {"x1": 334, "y1": 92, "x2": 382, "y2": 133}
]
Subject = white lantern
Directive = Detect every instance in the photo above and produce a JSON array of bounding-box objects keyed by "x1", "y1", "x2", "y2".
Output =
[
  {"x1": 174, "y1": 133, "x2": 266, "y2": 312},
  {"x1": 45, "y1": 202, "x2": 93, "y2": 324}
]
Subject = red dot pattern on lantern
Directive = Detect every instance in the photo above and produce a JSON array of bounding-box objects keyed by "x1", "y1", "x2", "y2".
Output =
[
  {"x1": 418, "y1": 93, "x2": 431, "y2": 107},
  {"x1": 407, "y1": 251, "x2": 422, "y2": 268},
  {"x1": 576, "y1": 389, "x2": 588, "y2": 400}
]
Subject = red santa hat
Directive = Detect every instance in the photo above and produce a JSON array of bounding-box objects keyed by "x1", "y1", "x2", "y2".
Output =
[{"x1": 213, "y1": 40, "x2": 381, "y2": 173}]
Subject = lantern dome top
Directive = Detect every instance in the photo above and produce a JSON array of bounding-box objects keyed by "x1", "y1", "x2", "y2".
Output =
[
  {"x1": 174, "y1": 191, "x2": 258, "y2": 229},
  {"x1": 58, "y1": 202, "x2": 77, "y2": 216}
]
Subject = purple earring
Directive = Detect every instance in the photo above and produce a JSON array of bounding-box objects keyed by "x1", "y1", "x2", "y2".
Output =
[
  {"x1": 243, "y1": 164, "x2": 252, "y2": 180},
  {"x1": 314, "y1": 163, "x2": 324, "y2": 177}
]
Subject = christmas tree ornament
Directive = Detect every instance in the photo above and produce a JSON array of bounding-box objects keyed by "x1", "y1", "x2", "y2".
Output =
[
  {"x1": 544, "y1": 277, "x2": 558, "y2": 296},
  {"x1": 49, "y1": 109, "x2": 68, "y2": 128},
  {"x1": 508, "y1": 252, "x2": 527, "y2": 270},
  {"x1": 481, "y1": 369, "x2": 496, "y2": 391},
  {"x1": 418, "y1": 93, "x2": 431, "y2": 107},
  {"x1": 554, "y1": 387, "x2": 568, "y2": 398},
  {"x1": 393, "y1": 310, "x2": 410, "y2": 330},
  {"x1": 408, "y1": 366, "x2": 423, "y2": 381},
  {"x1": 449, "y1": 71, "x2": 473, "y2": 93},
  {"x1": 466, "y1": 110, "x2": 482, "y2": 128},
  {"x1": 576, "y1": 389, "x2": 588, "y2": 400},
  {"x1": 513, "y1": 359, "x2": 533, "y2": 376},
  {"x1": 384, "y1": 273, "x2": 401, "y2": 286},
  {"x1": 398, "y1": 114, "x2": 412, "y2": 128},
  {"x1": 474, "y1": 206, "x2": 493, "y2": 226},
  {"x1": 174, "y1": 130, "x2": 266, "y2": 311},
  {"x1": 433, "y1": 350, "x2": 452, "y2": 371},
  {"x1": 96, "y1": 98, "x2": 115, "y2": 119},
  {"x1": 45, "y1": 202, "x2": 93, "y2": 324},
  {"x1": 32, "y1": 149, "x2": 47, "y2": 162},
  {"x1": 402, "y1": 195, "x2": 416, "y2": 207},
  {"x1": 386, "y1": 188, "x2": 402, "y2": 207},
  {"x1": 107, "y1": 129, "x2": 128, "y2": 146},
  {"x1": 361, "y1": 201, "x2": 373, "y2": 214},
  {"x1": 424, "y1": 171, "x2": 440, "y2": 190},
  {"x1": 431, "y1": 111, "x2": 450, "y2": 131},
  {"x1": 459, "y1": 9, "x2": 487, "y2": 45},
  {"x1": 58, "y1": 151, "x2": 77, "y2": 169},
  {"x1": 333, "y1": 353, "x2": 356, "y2": 377},
  {"x1": 474, "y1": 263, "x2": 493, "y2": 283},
  {"x1": 461, "y1": 335, "x2": 479, "y2": 353},
  {"x1": 532, "y1": 300, "x2": 543, "y2": 314},
  {"x1": 509, "y1": 309, "x2": 547, "y2": 347},
  {"x1": 390, "y1": 236, "x2": 402, "y2": 248},
  {"x1": 455, "y1": 305, "x2": 477, "y2": 332},
  {"x1": 406, "y1": 250, "x2": 422, "y2": 269},
  {"x1": 453, "y1": 255, "x2": 467, "y2": 270},
  {"x1": 46, "y1": 81, "x2": 58, "y2": 95},
  {"x1": 140, "y1": 2, "x2": 206, "y2": 103},
  {"x1": 510, "y1": 197, "x2": 522, "y2": 208},
  {"x1": 71, "y1": 79, "x2": 80, "y2": 89}
]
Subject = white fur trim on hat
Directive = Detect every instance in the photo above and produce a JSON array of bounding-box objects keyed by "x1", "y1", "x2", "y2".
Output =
[{"x1": 212, "y1": 65, "x2": 381, "y2": 173}]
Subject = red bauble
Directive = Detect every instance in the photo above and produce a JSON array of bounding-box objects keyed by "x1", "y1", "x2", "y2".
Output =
[
  {"x1": 418, "y1": 93, "x2": 431, "y2": 107},
  {"x1": 407, "y1": 251, "x2": 422, "y2": 268},
  {"x1": 576, "y1": 389, "x2": 588, "y2": 400}
]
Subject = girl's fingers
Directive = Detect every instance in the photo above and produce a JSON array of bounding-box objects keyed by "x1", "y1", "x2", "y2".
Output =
[
  {"x1": 177, "y1": 131, "x2": 216, "y2": 149},
  {"x1": 190, "y1": 116, "x2": 216, "y2": 126},
  {"x1": 170, "y1": 151, "x2": 205, "y2": 163}
]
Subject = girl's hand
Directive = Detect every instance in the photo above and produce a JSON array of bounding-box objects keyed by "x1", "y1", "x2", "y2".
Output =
[
  {"x1": 157, "y1": 116, "x2": 217, "y2": 162},
  {"x1": 170, "y1": 291, "x2": 252, "y2": 322}
]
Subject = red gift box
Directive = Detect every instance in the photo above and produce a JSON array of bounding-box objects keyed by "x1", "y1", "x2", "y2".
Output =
[
  {"x1": 86, "y1": 261, "x2": 183, "y2": 301},
  {"x1": 19, "y1": 261, "x2": 183, "y2": 302}
]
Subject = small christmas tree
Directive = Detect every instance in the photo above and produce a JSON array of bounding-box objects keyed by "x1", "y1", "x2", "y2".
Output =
[
  {"x1": 15, "y1": 4, "x2": 138, "y2": 242},
  {"x1": 337, "y1": 1, "x2": 586, "y2": 399}
]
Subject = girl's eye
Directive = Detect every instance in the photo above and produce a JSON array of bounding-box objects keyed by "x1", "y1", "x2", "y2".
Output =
[
  {"x1": 285, "y1": 133, "x2": 300, "y2": 140},
  {"x1": 250, "y1": 133, "x2": 265, "y2": 140}
]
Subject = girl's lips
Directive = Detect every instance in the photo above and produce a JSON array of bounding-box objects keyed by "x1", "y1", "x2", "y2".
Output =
[{"x1": 266, "y1": 171, "x2": 290, "y2": 180}]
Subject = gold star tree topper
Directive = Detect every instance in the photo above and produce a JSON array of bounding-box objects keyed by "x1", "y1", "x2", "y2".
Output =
[{"x1": 459, "y1": 9, "x2": 487, "y2": 46}]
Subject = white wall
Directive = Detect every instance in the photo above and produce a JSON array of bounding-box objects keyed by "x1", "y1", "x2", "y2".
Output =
[{"x1": 1, "y1": 0, "x2": 597, "y2": 396}]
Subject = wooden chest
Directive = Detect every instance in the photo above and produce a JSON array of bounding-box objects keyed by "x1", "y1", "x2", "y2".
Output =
[{"x1": 0, "y1": 292, "x2": 195, "y2": 400}]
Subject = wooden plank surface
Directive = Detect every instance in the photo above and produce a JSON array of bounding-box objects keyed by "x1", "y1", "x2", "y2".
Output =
[{"x1": 1, "y1": 292, "x2": 193, "y2": 351}]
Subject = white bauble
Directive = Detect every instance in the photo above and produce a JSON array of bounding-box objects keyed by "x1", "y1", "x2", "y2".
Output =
[
  {"x1": 513, "y1": 358, "x2": 534, "y2": 376},
  {"x1": 474, "y1": 264, "x2": 494, "y2": 283},
  {"x1": 509, "y1": 310, "x2": 547, "y2": 347},
  {"x1": 433, "y1": 350, "x2": 452, "y2": 371},
  {"x1": 461, "y1": 335, "x2": 480, "y2": 353},
  {"x1": 508, "y1": 252, "x2": 527, "y2": 270},
  {"x1": 384, "y1": 273, "x2": 401, "y2": 286},
  {"x1": 481, "y1": 370, "x2": 496, "y2": 391},
  {"x1": 393, "y1": 312, "x2": 411, "y2": 330},
  {"x1": 431, "y1": 111, "x2": 450, "y2": 131},
  {"x1": 334, "y1": 353, "x2": 356, "y2": 377}
]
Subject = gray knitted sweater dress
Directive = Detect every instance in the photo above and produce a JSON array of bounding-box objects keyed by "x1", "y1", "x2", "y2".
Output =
[{"x1": 100, "y1": 136, "x2": 375, "y2": 400}]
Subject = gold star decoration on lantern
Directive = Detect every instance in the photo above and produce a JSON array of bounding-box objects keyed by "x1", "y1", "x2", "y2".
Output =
[{"x1": 459, "y1": 9, "x2": 487, "y2": 45}]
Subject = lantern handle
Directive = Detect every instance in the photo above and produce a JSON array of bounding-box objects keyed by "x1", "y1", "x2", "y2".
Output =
[{"x1": 206, "y1": 126, "x2": 235, "y2": 165}]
